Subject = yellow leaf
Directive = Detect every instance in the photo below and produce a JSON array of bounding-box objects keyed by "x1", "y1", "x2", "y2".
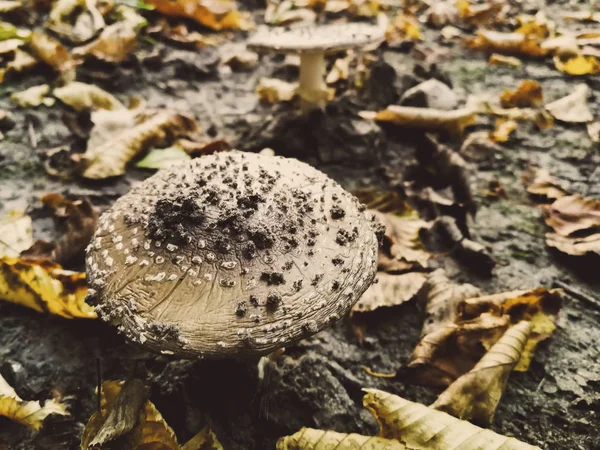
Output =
[
  {"x1": 488, "y1": 53, "x2": 522, "y2": 67},
  {"x1": 0, "y1": 373, "x2": 68, "y2": 430},
  {"x1": 81, "y1": 108, "x2": 199, "y2": 179},
  {"x1": 277, "y1": 428, "x2": 406, "y2": 449},
  {"x1": 489, "y1": 118, "x2": 517, "y2": 143},
  {"x1": 466, "y1": 30, "x2": 547, "y2": 57},
  {"x1": 553, "y1": 54, "x2": 600, "y2": 75},
  {"x1": 0, "y1": 256, "x2": 96, "y2": 318},
  {"x1": 181, "y1": 426, "x2": 224, "y2": 450},
  {"x1": 0, "y1": 211, "x2": 33, "y2": 257},
  {"x1": 145, "y1": 0, "x2": 252, "y2": 30},
  {"x1": 352, "y1": 272, "x2": 427, "y2": 314},
  {"x1": 54, "y1": 81, "x2": 126, "y2": 111},
  {"x1": 359, "y1": 105, "x2": 477, "y2": 136},
  {"x1": 363, "y1": 389, "x2": 541, "y2": 449},
  {"x1": 432, "y1": 321, "x2": 532, "y2": 425},
  {"x1": 499, "y1": 79, "x2": 543, "y2": 108}
]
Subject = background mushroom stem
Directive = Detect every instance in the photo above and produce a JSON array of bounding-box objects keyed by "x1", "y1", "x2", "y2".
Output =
[{"x1": 298, "y1": 52, "x2": 327, "y2": 112}]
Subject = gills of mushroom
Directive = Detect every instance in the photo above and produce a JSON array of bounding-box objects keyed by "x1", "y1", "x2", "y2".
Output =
[{"x1": 298, "y1": 52, "x2": 328, "y2": 112}]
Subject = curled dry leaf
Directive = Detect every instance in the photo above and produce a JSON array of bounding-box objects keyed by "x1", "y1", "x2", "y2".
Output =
[
  {"x1": 541, "y1": 34, "x2": 579, "y2": 57},
  {"x1": 276, "y1": 428, "x2": 406, "y2": 450},
  {"x1": 500, "y1": 79, "x2": 543, "y2": 109},
  {"x1": 145, "y1": 0, "x2": 251, "y2": 31},
  {"x1": 432, "y1": 321, "x2": 532, "y2": 425},
  {"x1": 72, "y1": 21, "x2": 139, "y2": 64},
  {"x1": 545, "y1": 233, "x2": 600, "y2": 257},
  {"x1": 10, "y1": 84, "x2": 52, "y2": 108},
  {"x1": 0, "y1": 256, "x2": 96, "y2": 318},
  {"x1": 82, "y1": 379, "x2": 224, "y2": 450},
  {"x1": 554, "y1": 54, "x2": 600, "y2": 75},
  {"x1": 488, "y1": 53, "x2": 522, "y2": 67},
  {"x1": 136, "y1": 145, "x2": 191, "y2": 169},
  {"x1": 257, "y1": 77, "x2": 298, "y2": 104},
  {"x1": 465, "y1": 30, "x2": 547, "y2": 57},
  {"x1": 489, "y1": 118, "x2": 517, "y2": 143},
  {"x1": 456, "y1": 0, "x2": 506, "y2": 25},
  {"x1": 359, "y1": 106, "x2": 477, "y2": 136},
  {"x1": 523, "y1": 167, "x2": 569, "y2": 201},
  {"x1": 352, "y1": 189, "x2": 413, "y2": 216},
  {"x1": 29, "y1": 31, "x2": 75, "y2": 74},
  {"x1": 80, "y1": 108, "x2": 199, "y2": 179},
  {"x1": 0, "y1": 211, "x2": 33, "y2": 257},
  {"x1": 0, "y1": 373, "x2": 68, "y2": 430},
  {"x1": 352, "y1": 272, "x2": 427, "y2": 314},
  {"x1": 46, "y1": 0, "x2": 105, "y2": 44},
  {"x1": 39, "y1": 193, "x2": 98, "y2": 266},
  {"x1": 363, "y1": 389, "x2": 541, "y2": 449},
  {"x1": 545, "y1": 84, "x2": 593, "y2": 123},
  {"x1": 54, "y1": 81, "x2": 125, "y2": 111}
]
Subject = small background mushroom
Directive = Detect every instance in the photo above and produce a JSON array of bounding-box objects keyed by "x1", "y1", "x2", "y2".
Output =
[{"x1": 247, "y1": 22, "x2": 385, "y2": 112}]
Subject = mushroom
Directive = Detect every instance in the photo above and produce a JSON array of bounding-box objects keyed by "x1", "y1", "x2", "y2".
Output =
[
  {"x1": 247, "y1": 22, "x2": 385, "y2": 112},
  {"x1": 86, "y1": 151, "x2": 380, "y2": 359}
]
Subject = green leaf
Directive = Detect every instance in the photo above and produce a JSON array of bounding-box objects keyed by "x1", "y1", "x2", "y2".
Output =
[{"x1": 136, "y1": 146, "x2": 191, "y2": 170}]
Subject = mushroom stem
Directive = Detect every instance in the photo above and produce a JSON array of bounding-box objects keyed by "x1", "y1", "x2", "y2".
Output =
[{"x1": 298, "y1": 52, "x2": 328, "y2": 112}]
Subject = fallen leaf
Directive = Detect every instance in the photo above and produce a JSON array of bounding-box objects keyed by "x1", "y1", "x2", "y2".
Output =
[
  {"x1": 352, "y1": 189, "x2": 413, "y2": 216},
  {"x1": 37, "y1": 193, "x2": 98, "y2": 266},
  {"x1": 72, "y1": 20, "x2": 139, "y2": 64},
  {"x1": 0, "y1": 373, "x2": 68, "y2": 430},
  {"x1": 488, "y1": 53, "x2": 522, "y2": 67},
  {"x1": 29, "y1": 31, "x2": 75, "y2": 75},
  {"x1": 542, "y1": 194, "x2": 600, "y2": 237},
  {"x1": 177, "y1": 137, "x2": 231, "y2": 157},
  {"x1": 500, "y1": 80, "x2": 543, "y2": 109},
  {"x1": 352, "y1": 272, "x2": 427, "y2": 314},
  {"x1": 553, "y1": 54, "x2": 600, "y2": 75},
  {"x1": 545, "y1": 232, "x2": 600, "y2": 257},
  {"x1": 563, "y1": 11, "x2": 600, "y2": 23},
  {"x1": 0, "y1": 20, "x2": 30, "y2": 40},
  {"x1": 359, "y1": 106, "x2": 477, "y2": 135},
  {"x1": 82, "y1": 379, "x2": 224, "y2": 450},
  {"x1": 0, "y1": 211, "x2": 33, "y2": 257},
  {"x1": 221, "y1": 50, "x2": 258, "y2": 71},
  {"x1": 399, "y1": 79, "x2": 459, "y2": 111},
  {"x1": 54, "y1": 81, "x2": 126, "y2": 111},
  {"x1": 489, "y1": 118, "x2": 517, "y2": 142},
  {"x1": 466, "y1": 30, "x2": 547, "y2": 57},
  {"x1": 0, "y1": 256, "x2": 96, "y2": 318},
  {"x1": 145, "y1": 0, "x2": 251, "y2": 30},
  {"x1": 361, "y1": 366, "x2": 396, "y2": 378},
  {"x1": 523, "y1": 167, "x2": 569, "y2": 201},
  {"x1": 541, "y1": 34, "x2": 579, "y2": 57},
  {"x1": 276, "y1": 428, "x2": 406, "y2": 450},
  {"x1": 136, "y1": 145, "x2": 191, "y2": 169},
  {"x1": 363, "y1": 389, "x2": 541, "y2": 449},
  {"x1": 386, "y1": 13, "x2": 421, "y2": 43},
  {"x1": 0, "y1": 48, "x2": 38, "y2": 82},
  {"x1": 46, "y1": 0, "x2": 105, "y2": 44},
  {"x1": 457, "y1": 0, "x2": 505, "y2": 25},
  {"x1": 587, "y1": 121, "x2": 600, "y2": 143},
  {"x1": 545, "y1": 84, "x2": 593, "y2": 123},
  {"x1": 432, "y1": 321, "x2": 532, "y2": 425},
  {"x1": 80, "y1": 108, "x2": 199, "y2": 178},
  {"x1": 10, "y1": 84, "x2": 53, "y2": 108},
  {"x1": 424, "y1": 1, "x2": 459, "y2": 28},
  {"x1": 0, "y1": 38, "x2": 24, "y2": 53},
  {"x1": 256, "y1": 77, "x2": 298, "y2": 103},
  {"x1": 326, "y1": 53, "x2": 353, "y2": 85}
]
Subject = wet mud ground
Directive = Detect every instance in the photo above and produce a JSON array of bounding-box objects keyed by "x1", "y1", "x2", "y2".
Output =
[{"x1": 1, "y1": 2, "x2": 600, "y2": 449}]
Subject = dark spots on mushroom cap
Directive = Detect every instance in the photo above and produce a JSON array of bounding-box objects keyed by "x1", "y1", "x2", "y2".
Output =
[
  {"x1": 149, "y1": 323, "x2": 180, "y2": 340},
  {"x1": 242, "y1": 241, "x2": 257, "y2": 260},
  {"x1": 249, "y1": 295, "x2": 259, "y2": 306},
  {"x1": 147, "y1": 196, "x2": 204, "y2": 245},
  {"x1": 266, "y1": 292, "x2": 282, "y2": 310},
  {"x1": 282, "y1": 261, "x2": 293, "y2": 271},
  {"x1": 261, "y1": 272, "x2": 285, "y2": 286},
  {"x1": 330, "y1": 205, "x2": 345, "y2": 220},
  {"x1": 335, "y1": 227, "x2": 359, "y2": 246},
  {"x1": 293, "y1": 280, "x2": 303, "y2": 292},
  {"x1": 311, "y1": 274, "x2": 324, "y2": 286},
  {"x1": 235, "y1": 301, "x2": 247, "y2": 317},
  {"x1": 332, "y1": 257, "x2": 344, "y2": 266},
  {"x1": 331, "y1": 280, "x2": 340, "y2": 291}
]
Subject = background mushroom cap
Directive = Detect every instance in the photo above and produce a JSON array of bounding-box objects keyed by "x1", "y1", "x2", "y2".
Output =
[
  {"x1": 247, "y1": 22, "x2": 386, "y2": 55},
  {"x1": 86, "y1": 151, "x2": 379, "y2": 358}
]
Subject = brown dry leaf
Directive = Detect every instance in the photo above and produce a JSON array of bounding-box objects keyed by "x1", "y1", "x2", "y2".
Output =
[
  {"x1": 0, "y1": 211, "x2": 33, "y2": 257},
  {"x1": 545, "y1": 84, "x2": 593, "y2": 123},
  {"x1": 80, "y1": 108, "x2": 199, "y2": 179},
  {"x1": 432, "y1": 321, "x2": 532, "y2": 425},
  {"x1": 0, "y1": 256, "x2": 96, "y2": 318},
  {"x1": 82, "y1": 379, "x2": 223, "y2": 450},
  {"x1": 221, "y1": 50, "x2": 258, "y2": 71},
  {"x1": 46, "y1": 0, "x2": 105, "y2": 44},
  {"x1": 500, "y1": 80, "x2": 543, "y2": 109},
  {"x1": 563, "y1": 11, "x2": 600, "y2": 23},
  {"x1": 489, "y1": 118, "x2": 517, "y2": 143},
  {"x1": 39, "y1": 193, "x2": 98, "y2": 266},
  {"x1": 29, "y1": 31, "x2": 75, "y2": 75},
  {"x1": 359, "y1": 106, "x2": 477, "y2": 136},
  {"x1": 352, "y1": 272, "x2": 427, "y2": 314},
  {"x1": 145, "y1": 0, "x2": 252, "y2": 31},
  {"x1": 488, "y1": 53, "x2": 522, "y2": 67},
  {"x1": 386, "y1": 13, "x2": 421, "y2": 43},
  {"x1": 276, "y1": 428, "x2": 406, "y2": 450},
  {"x1": 542, "y1": 194, "x2": 600, "y2": 236},
  {"x1": 541, "y1": 34, "x2": 579, "y2": 57},
  {"x1": 326, "y1": 53, "x2": 353, "y2": 85},
  {"x1": 72, "y1": 21, "x2": 139, "y2": 64},
  {"x1": 256, "y1": 77, "x2": 298, "y2": 104},
  {"x1": 459, "y1": 288, "x2": 562, "y2": 371},
  {"x1": 0, "y1": 49, "x2": 38, "y2": 82},
  {"x1": 54, "y1": 81, "x2": 125, "y2": 111},
  {"x1": 469, "y1": 95, "x2": 554, "y2": 130},
  {"x1": 465, "y1": 30, "x2": 547, "y2": 57},
  {"x1": 10, "y1": 84, "x2": 53, "y2": 108},
  {"x1": 0, "y1": 373, "x2": 68, "y2": 430},
  {"x1": 523, "y1": 168, "x2": 569, "y2": 201},
  {"x1": 363, "y1": 389, "x2": 541, "y2": 450},
  {"x1": 352, "y1": 189, "x2": 413, "y2": 216},
  {"x1": 177, "y1": 137, "x2": 231, "y2": 157},
  {"x1": 372, "y1": 210, "x2": 430, "y2": 272},
  {"x1": 545, "y1": 232, "x2": 600, "y2": 257},
  {"x1": 457, "y1": 0, "x2": 506, "y2": 25},
  {"x1": 553, "y1": 54, "x2": 600, "y2": 75},
  {"x1": 424, "y1": 1, "x2": 459, "y2": 28}
]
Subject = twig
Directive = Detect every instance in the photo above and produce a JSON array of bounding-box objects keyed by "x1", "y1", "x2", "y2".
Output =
[{"x1": 553, "y1": 280, "x2": 600, "y2": 311}]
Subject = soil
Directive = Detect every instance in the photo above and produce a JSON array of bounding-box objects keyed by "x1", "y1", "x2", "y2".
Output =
[{"x1": 1, "y1": 1, "x2": 599, "y2": 449}]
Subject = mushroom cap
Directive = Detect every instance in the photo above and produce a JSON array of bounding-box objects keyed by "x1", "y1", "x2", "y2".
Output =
[
  {"x1": 247, "y1": 22, "x2": 385, "y2": 55},
  {"x1": 86, "y1": 151, "x2": 379, "y2": 358}
]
